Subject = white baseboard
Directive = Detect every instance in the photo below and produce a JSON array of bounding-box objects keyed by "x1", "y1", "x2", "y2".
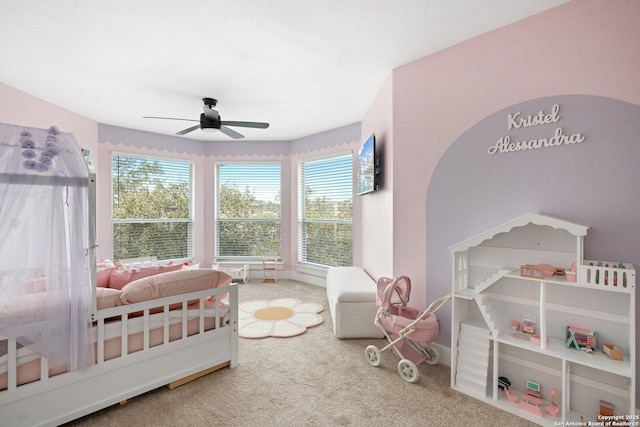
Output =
[
  {"x1": 226, "y1": 264, "x2": 328, "y2": 287},
  {"x1": 431, "y1": 342, "x2": 451, "y2": 367},
  {"x1": 290, "y1": 270, "x2": 326, "y2": 287}
]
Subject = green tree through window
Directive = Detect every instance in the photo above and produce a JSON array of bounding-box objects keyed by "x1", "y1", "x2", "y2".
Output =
[
  {"x1": 299, "y1": 154, "x2": 353, "y2": 267},
  {"x1": 216, "y1": 163, "x2": 281, "y2": 257},
  {"x1": 112, "y1": 155, "x2": 193, "y2": 261}
]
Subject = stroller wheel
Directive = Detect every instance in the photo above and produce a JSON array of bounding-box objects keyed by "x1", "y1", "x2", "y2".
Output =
[
  {"x1": 365, "y1": 345, "x2": 382, "y2": 367},
  {"x1": 398, "y1": 359, "x2": 419, "y2": 383},
  {"x1": 422, "y1": 345, "x2": 439, "y2": 365}
]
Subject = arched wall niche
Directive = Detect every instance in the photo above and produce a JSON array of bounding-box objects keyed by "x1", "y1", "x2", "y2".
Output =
[{"x1": 425, "y1": 95, "x2": 640, "y2": 366}]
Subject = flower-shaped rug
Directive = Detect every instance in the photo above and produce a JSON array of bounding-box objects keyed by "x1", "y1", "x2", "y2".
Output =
[{"x1": 238, "y1": 298, "x2": 324, "y2": 338}]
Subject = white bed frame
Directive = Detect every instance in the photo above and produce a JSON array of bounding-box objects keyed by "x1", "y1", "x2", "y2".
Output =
[{"x1": 0, "y1": 282, "x2": 238, "y2": 426}]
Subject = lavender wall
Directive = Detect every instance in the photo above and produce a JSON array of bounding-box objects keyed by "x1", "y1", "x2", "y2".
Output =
[
  {"x1": 427, "y1": 94, "x2": 640, "y2": 344},
  {"x1": 97, "y1": 122, "x2": 361, "y2": 271}
]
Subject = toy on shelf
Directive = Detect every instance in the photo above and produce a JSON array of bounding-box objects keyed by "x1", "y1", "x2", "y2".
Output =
[
  {"x1": 510, "y1": 316, "x2": 536, "y2": 341},
  {"x1": 519, "y1": 380, "x2": 544, "y2": 417},
  {"x1": 600, "y1": 400, "x2": 614, "y2": 417},
  {"x1": 498, "y1": 376, "x2": 511, "y2": 390},
  {"x1": 545, "y1": 388, "x2": 560, "y2": 417},
  {"x1": 520, "y1": 263, "x2": 562, "y2": 279},
  {"x1": 499, "y1": 376, "x2": 519, "y2": 402},
  {"x1": 565, "y1": 326, "x2": 596, "y2": 352},
  {"x1": 602, "y1": 343, "x2": 623, "y2": 361},
  {"x1": 520, "y1": 264, "x2": 544, "y2": 279},
  {"x1": 526, "y1": 380, "x2": 541, "y2": 398},
  {"x1": 505, "y1": 388, "x2": 519, "y2": 403},
  {"x1": 566, "y1": 262, "x2": 577, "y2": 282},
  {"x1": 582, "y1": 260, "x2": 635, "y2": 289},
  {"x1": 522, "y1": 315, "x2": 537, "y2": 334},
  {"x1": 529, "y1": 333, "x2": 548, "y2": 345}
]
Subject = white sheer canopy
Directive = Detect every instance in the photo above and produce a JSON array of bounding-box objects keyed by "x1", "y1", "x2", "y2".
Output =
[{"x1": 0, "y1": 122, "x2": 95, "y2": 371}]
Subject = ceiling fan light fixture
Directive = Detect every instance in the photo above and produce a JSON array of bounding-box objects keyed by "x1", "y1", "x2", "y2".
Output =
[{"x1": 143, "y1": 97, "x2": 269, "y2": 139}]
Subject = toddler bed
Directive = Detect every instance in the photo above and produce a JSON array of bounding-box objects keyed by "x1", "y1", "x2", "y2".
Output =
[
  {"x1": 0, "y1": 267, "x2": 238, "y2": 426},
  {"x1": 0, "y1": 123, "x2": 238, "y2": 426}
]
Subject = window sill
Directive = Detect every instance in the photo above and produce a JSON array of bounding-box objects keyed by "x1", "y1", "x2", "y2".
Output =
[{"x1": 296, "y1": 263, "x2": 329, "y2": 275}]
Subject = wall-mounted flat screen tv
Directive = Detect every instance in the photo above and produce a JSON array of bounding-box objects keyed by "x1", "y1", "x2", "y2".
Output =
[{"x1": 356, "y1": 133, "x2": 378, "y2": 195}]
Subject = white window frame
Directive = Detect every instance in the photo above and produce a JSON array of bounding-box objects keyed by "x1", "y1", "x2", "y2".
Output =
[
  {"x1": 111, "y1": 152, "x2": 194, "y2": 263},
  {"x1": 298, "y1": 151, "x2": 353, "y2": 268},
  {"x1": 214, "y1": 161, "x2": 282, "y2": 261}
]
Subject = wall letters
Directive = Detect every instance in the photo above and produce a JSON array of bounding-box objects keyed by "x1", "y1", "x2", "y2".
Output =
[{"x1": 488, "y1": 104, "x2": 585, "y2": 155}]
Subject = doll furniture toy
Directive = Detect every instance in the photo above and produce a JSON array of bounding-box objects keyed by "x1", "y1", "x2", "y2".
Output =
[
  {"x1": 326, "y1": 266, "x2": 383, "y2": 338},
  {"x1": 449, "y1": 213, "x2": 635, "y2": 425},
  {"x1": 213, "y1": 262, "x2": 249, "y2": 283}
]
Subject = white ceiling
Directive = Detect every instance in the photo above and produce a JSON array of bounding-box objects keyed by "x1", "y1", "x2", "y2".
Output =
[{"x1": 1, "y1": 0, "x2": 568, "y2": 141}]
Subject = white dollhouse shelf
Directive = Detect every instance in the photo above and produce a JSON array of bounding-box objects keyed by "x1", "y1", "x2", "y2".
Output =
[{"x1": 449, "y1": 213, "x2": 635, "y2": 426}]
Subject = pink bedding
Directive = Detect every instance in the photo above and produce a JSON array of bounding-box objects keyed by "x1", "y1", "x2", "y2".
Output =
[
  {"x1": 0, "y1": 307, "x2": 221, "y2": 390},
  {"x1": 0, "y1": 268, "x2": 233, "y2": 391}
]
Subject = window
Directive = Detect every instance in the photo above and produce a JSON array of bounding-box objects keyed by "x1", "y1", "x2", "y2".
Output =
[
  {"x1": 216, "y1": 163, "x2": 281, "y2": 257},
  {"x1": 298, "y1": 153, "x2": 353, "y2": 267},
  {"x1": 112, "y1": 154, "x2": 193, "y2": 261}
]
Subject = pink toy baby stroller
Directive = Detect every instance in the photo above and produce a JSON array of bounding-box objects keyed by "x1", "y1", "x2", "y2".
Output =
[{"x1": 365, "y1": 276, "x2": 451, "y2": 383}]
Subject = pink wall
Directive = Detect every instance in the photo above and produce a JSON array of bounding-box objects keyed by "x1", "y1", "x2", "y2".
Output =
[
  {"x1": 0, "y1": 83, "x2": 98, "y2": 158},
  {"x1": 372, "y1": 0, "x2": 640, "y2": 310},
  {"x1": 0, "y1": 82, "x2": 103, "y2": 238},
  {"x1": 358, "y1": 74, "x2": 394, "y2": 279}
]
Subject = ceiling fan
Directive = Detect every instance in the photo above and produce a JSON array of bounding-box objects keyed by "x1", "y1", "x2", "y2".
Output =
[{"x1": 143, "y1": 98, "x2": 269, "y2": 139}]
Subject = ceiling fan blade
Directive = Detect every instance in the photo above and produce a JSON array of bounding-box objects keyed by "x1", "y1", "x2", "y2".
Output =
[
  {"x1": 202, "y1": 106, "x2": 219, "y2": 121},
  {"x1": 143, "y1": 116, "x2": 199, "y2": 122},
  {"x1": 176, "y1": 124, "x2": 201, "y2": 135},
  {"x1": 219, "y1": 125, "x2": 244, "y2": 139},
  {"x1": 221, "y1": 121, "x2": 269, "y2": 129}
]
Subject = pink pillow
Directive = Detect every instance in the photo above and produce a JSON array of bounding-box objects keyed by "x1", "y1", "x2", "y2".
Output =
[
  {"x1": 96, "y1": 287, "x2": 121, "y2": 309},
  {"x1": 24, "y1": 277, "x2": 47, "y2": 294},
  {"x1": 108, "y1": 264, "x2": 183, "y2": 290},
  {"x1": 0, "y1": 293, "x2": 48, "y2": 321},
  {"x1": 96, "y1": 259, "x2": 116, "y2": 288},
  {"x1": 23, "y1": 276, "x2": 66, "y2": 293},
  {"x1": 119, "y1": 269, "x2": 232, "y2": 305}
]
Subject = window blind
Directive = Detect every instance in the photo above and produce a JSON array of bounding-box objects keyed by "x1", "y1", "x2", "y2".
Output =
[
  {"x1": 298, "y1": 154, "x2": 353, "y2": 267},
  {"x1": 216, "y1": 163, "x2": 281, "y2": 257},
  {"x1": 112, "y1": 154, "x2": 193, "y2": 261}
]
